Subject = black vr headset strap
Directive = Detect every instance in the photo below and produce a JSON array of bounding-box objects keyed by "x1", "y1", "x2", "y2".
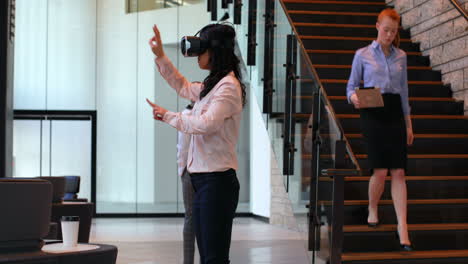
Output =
[{"x1": 210, "y1": 39, "x2": 234, "y2": 49}]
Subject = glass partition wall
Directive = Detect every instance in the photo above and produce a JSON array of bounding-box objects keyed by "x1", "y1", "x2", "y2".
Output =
[
  {"x1": 13, "y1": 0, "x2": 250, "y2": 215},
  {"x1": 230, "y1": 0, "x2": 361, "y2": 263},
  {"x1": 13, "y1": 111, "x2": 95, "y2": 202}
]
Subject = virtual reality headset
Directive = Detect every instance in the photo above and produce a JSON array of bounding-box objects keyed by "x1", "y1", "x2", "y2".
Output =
[
  {"x1": 180, "y1": 35, "x2": 234, "y2": 57},
  {"x1": 181, "y1": 36, "x2": 209, "y2": 57}
]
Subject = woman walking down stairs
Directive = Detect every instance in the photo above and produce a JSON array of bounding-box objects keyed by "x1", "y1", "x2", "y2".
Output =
[{"x1": 282, "y1": 0, "x2": 468, "y2": 263}]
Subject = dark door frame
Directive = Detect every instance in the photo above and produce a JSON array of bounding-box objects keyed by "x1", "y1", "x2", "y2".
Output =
[
  {"x1": 0, "y1": 0, "x2": 14, "y2": 178},
  {"x1": 14, "y1": 110, "x2": 97, "y2": 215}
]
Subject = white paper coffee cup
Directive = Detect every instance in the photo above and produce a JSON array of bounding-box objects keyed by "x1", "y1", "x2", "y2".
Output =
[{"x1": 61, "y1": 216, "x2": 80, "y2": 248}]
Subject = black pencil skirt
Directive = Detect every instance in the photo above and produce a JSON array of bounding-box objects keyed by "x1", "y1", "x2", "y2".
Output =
[{"x1": 359, "y1": 93, "x2": 407, "y2": 171}]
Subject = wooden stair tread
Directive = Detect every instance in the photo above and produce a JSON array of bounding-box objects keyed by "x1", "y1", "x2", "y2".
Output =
[
  {"x1": 298, "y1": 79, "x2": 439, "y2": 84},
  {"x1": 308, "y1": 49, "x2": 421, "y2": 56},
  {"x1": 305, "y1": 153, "x2": 468, "y2": 160},
  {"x1": 293, "y1": 96, "x2": 455, "y2": 101},
  {"x1": 342, "y1": 249, "x2": 468, "y2": 261},
  {"x1": 289, "y1": 113, "x2": 311, "y2": 118},
  {"x1": 344, "y1": 223, "x2": 468, "y2": 232},
  {"x1": 319, "y1": 176, "x2": 468, "y2": 181},
  {"x1": 336, "y1": 114, "x2": 468, "y2": 119},
  {"x1": 294, "y1": 96, "x2": 454, "y2": 101},
  {"x1": 299, "y1": 133, "x2": 468, "y2": 139},
  {"x1": 300, "y1": 35, "x2": 412, "y2": 42},
  {"x1": 345, "y1": 133, "x2": 468, "y2": 138},
  {"x1": 289, "y1": 10, "x2": 379, "y2": 16},
  {"x1": 327, "y1": 96, "x2": 455, "y2": 102},
  {"x1": 335, "y1": 199, "x2": 468, "y2": 205},
  {"x1": 284, "y1": 0, "x2": 385, "y2": 5},
  {"x1": 295, "y1": 22, "x2": 378, "y2": 28},
  {"x1": 310, "y1": 154, "x2": 468, "y2": 159},
  {"x1": 275, "y1": 113, "x2": 468, "y2": 119},
  {"x1": 355, "y1": 154, "x2": 468, "y2": 159},
  {"x1": 315, "y1": 64, "x2": 430, "y2": 70},
  {"x1": 322, "y1": 79, "x2": 442, "y2": 85}
]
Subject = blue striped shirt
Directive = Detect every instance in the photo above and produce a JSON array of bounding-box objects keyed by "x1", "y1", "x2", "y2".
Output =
[{"x1": 346, "y1": 40, "x2": 410, "y2": 115}]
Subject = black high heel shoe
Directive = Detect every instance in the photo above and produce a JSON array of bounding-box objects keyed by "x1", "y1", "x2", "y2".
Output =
[
  {"x1": 395, "y1": 230, "x2": 414, "y2": 251},
  {"x1": 400, "y1": 243, "x2": 414, "y2": 251},
  {"x1": 367, "y1": 208, "x2": 379, "y2": 228}
]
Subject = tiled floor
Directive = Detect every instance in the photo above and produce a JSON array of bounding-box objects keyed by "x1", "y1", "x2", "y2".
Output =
[{"x1": 89, "y1": 217, "x2": 312, "y2": 264}]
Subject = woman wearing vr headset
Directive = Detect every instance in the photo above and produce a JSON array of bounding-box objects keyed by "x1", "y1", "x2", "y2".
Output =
[{"x1": 147, "y1": 23, "x2": 246, "y2": 264}]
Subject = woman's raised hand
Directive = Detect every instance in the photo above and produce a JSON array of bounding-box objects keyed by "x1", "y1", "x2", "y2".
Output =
[
  {"x1": 146, "y1": 98, "x2": 168, "y2": 121},
  {"x1": 149, "y1": 25, "x2": 165, "y2": 58}
]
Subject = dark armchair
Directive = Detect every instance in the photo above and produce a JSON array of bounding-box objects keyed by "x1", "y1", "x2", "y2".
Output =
[
  {"x1": 63, "y1": 176, "x2": 87, "y2": 202},
  {"x1": 0, "y1": 179, "x2": 117, "y2": 264},
  {"x1": 0, "y1": 178, "x2": 52, "y2": 252},
  {"x1": 36, "y1": 175, "x2": 92, "y2": 243}
]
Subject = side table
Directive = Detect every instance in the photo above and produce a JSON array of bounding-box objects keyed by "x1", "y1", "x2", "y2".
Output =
[
  {"x1": 51, "y1": 202, "x2": 94, "y2": 243},
  {"x1": 0, "y1": 243, "x2": 117, "y2": 264}
]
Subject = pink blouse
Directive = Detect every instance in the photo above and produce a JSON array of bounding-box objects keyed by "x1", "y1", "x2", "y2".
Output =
[
  {"x1": 156, "y1": 56, "x2": 243, "y2": 173},
  {"x1": 176, "y1": 108, "x2": 192, "y2": 177}
]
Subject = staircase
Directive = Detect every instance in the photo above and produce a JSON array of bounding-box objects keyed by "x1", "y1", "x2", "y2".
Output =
[{"x1": 281, "y1": 0, "x2": 468, "y2": 263}]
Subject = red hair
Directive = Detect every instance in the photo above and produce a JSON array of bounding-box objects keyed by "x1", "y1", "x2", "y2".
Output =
[{"x1": 377, "y1": 8, "x2": 401, "y2": 47}]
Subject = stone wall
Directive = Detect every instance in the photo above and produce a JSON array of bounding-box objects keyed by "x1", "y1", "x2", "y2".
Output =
[
  {"x1": 269, "y1": 148, "x2": 298, "y2": 230},
  {"x1": 386, "y1": 0, "x2": 468, "y2": 114}
]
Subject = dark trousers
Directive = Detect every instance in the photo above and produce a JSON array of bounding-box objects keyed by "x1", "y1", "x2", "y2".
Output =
[{"x1": 190, "y1": 169, "x2": 240, "y2": 264}]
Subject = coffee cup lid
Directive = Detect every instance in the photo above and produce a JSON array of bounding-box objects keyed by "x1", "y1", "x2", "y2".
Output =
[{"x1": 61, "y1": 216, "x2": 80, "y2": 221}]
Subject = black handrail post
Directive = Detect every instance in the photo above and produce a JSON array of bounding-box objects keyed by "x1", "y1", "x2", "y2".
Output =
[
  {"x1": 329, "y1": 140, "x2": 346, "y2": 264},
  {"x1": 283, "y1": 34, "x2": 298, "y2": 183},
  {"x1": 283, "y1": 34, "x2": 292, "y2": 178},
  {"x1": 290, "y1": 33, "x2": 297, "y2": 176},
  {"x1": 211, "y1": 0, "x2": 217, "y2": 21},
  {"x1": 308, "y1": 89, "x2": 321, "y2": 252},
  {"x1": 262, "y1": 0, "x2": 275, "y2": 114},
  {"x1": 282, "y1": 34, "x2": 293, "y2": 192},
  {"x1": 233, "y1": 0, "x2": 242, "y2": 24},
  {"x1": 283, "y1": 35, "x2": 291, "y2": 188},
  {"x1": 247, "y1": 0, "x2": 257, "y2": 66}
]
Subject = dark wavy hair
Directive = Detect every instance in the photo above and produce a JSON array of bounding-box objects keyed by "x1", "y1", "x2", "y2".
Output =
[{"x1": 199, "y1": 23, "x2": 247, "y2": 107}]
